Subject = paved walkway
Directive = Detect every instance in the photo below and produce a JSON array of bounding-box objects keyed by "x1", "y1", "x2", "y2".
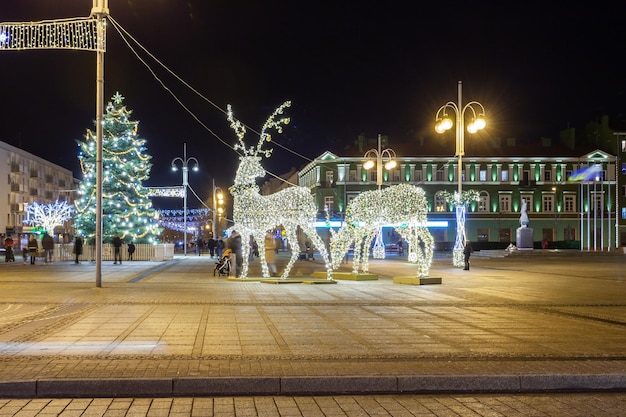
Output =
[{"x1": 0, "y1": 250, "x2": 626, "y2": 401}]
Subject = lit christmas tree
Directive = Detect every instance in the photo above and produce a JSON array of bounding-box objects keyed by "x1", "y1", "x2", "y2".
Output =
[{"x1": 74, "y1": 92, "x2": 161, "y2": 244}]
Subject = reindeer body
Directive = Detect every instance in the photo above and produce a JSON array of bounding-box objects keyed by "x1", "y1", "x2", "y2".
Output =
[
  {"x1": 331, "y1": 184, "x2": 434, "y2": 278},
  {"x1": 227, "y1": 102, "x2": 333, "y2": 280}
]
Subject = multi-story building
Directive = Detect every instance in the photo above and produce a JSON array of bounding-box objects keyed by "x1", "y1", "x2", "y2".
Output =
[
  {"x1": 299, "y1": 131, "x2": 621, "y2": 251},
  {"x1": 0, "y1": 141, "x2": 75, "y2": 238}
]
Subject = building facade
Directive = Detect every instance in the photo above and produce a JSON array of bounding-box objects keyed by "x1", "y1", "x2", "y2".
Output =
[
  {"x1": 299, "y1": 135, "x2": 621, "y2": 251},
  {"x1": 0, "y1": 141, "x2": 75, "y2": 238}
]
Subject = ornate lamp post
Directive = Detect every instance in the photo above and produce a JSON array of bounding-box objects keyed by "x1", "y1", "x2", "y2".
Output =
[
  {"x1": 212, "y1": 178, "x2": 224, "y2": 239},
  {"x1": 363, "y1": 134, "x2": 397, "y2": 189},
  {"x1": 435, "y1": 81, "x2": 486, "y2": 267},
  {"x1": 363, "y1": 134, "x2": 397, "y2": 258},
  {"x1": 171, "y1": 143, "x2": 198, "y2": 256}
]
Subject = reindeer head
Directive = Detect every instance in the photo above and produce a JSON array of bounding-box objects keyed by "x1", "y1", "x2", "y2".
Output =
[{"x1": 227, "y1": 102, "x2": 291, "y2": 191}]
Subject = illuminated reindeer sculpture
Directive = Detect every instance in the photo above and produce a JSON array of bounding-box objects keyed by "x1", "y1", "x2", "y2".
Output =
[
  {"x1": 228, "y1": 102, "x2": 333, "y2": 280},
  {"x1": 330, "y1": 183, "x2": 434, "y2": 278}
]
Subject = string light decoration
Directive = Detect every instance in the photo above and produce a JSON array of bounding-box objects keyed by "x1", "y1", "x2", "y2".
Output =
[
  {"x1": 74, "y1": 92, "x2": 161, "y2": 244},
  {"x1": 24, "y1": 200, "x2": 73, "y2": 235},
  {"x1": 0, "y1": 17, "x2": 105, "y2": 52},
  {"x1": 227, "y1": 102, "x2": 333, "y2": 280},
  {"x1": 147, "y1": 187, "x2": 184, "y2": 198},
  {"x1": 156, "y1": 208, "x2": 211, "y2": 233},
  {"x1": 439, "y1": 190, "x2": 480, "y2": 267},
  {"x1": 330, "y1": 183, "x2": 434, "y2": 278}
]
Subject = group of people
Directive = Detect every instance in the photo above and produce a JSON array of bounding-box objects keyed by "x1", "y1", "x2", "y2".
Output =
[
  {"x1": 72, "y1": 233, "x2": 135, "y2": 264},
  {"x1": 3, "y1": 233, "x2": 55, "y2": 264},
  {"x1": 195, "y1": 236, "x2": 226, "y2": 258}
]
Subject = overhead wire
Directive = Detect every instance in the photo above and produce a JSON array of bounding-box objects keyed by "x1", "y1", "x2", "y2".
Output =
[{"x1": 107, "y1": 15, "x2": 313, "y2": 186}]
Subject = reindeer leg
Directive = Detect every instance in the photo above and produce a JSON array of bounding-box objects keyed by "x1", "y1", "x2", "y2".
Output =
[
  {"x1": 301, "y1": 225, "x2": 333, "y2": 280},
  {"x1": 282, "y1": 227, "x2": 299, "y2": 279},
  {"x1": 360, "y1": 229, "x2": 376, "y2": 273},
  {"x1": 352, "y1": 231, "x2": 363, "y2": 274},
  {"x1": 258, "y1": 238, "x2": 269, "y2": 278}
]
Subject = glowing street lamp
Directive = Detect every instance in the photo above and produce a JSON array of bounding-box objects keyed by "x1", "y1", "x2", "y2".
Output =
[
  {"x1": 435, "y1": 81, "x2": 486, "y2": 267},
  {"x1": 363, "y1": 133, "x2": 397, "y2": 259},
  {"x1": 171, "y1": 143, "x2": 198, "y2": 256},
  {"x1": 363, "y1": 134, "x2": 397, "y2": 189},
  {"x1": 212, "y1": 178, "x2": 225, "y2": 239}
]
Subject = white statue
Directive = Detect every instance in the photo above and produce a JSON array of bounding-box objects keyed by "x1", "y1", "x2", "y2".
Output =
[{"x1": 520, "y1": 198, "x2": 529, "y2": 227}]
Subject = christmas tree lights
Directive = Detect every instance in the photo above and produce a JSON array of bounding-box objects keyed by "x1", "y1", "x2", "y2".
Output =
[
  {"x1": 74, "y1": 92, "x2": 161, "y2": 244},
  {"x1": 227, "y1": 102, "x2": 333, "y2": 280}
]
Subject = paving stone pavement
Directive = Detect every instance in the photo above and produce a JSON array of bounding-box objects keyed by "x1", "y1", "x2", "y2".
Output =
[
  {"x1": 0, "y1": 249, "x2": 626, "y2": 413},
  {"x1": 2, "y1": 392, "x2": 626, "y2": 416}
]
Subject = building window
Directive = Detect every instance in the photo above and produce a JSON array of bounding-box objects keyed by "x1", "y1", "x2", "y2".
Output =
[
  {"x1": 415, "y1": 170, "x2": 423, "y2": 182},
  {"x1": 325, "y1": 170, "x2": 334, "y2": 186},
  {"x1": 392, "y1": 170, "x2": 401, "y2": 182},
  {"x1": 349, "y1": 170, "x2": 357, "y2": 182},
  {"x1": 479, "y1": 170, "x2": 487, "y2": 181},
  {"x1": 324, "y1": 196, "x2": 334, "y2": 212},
  {"x1": 435, "y1": 171, "x2": 444, "y2": 182},
  {"x1": 544, "y1": 170, "x2": 551, "y2": 182},
  {"x1": 434, "y1": 192, "x2": 447, "y2": 212},
  {"x1": 521, "y1": 195, "x2": 533, "y2": 212},
  {"x1": 478, "y1": 192, "x2": 489, "y2": 212},
  {"x1": 501, "y1": 170, "x2": 508, "y2": 182},
  {"x1": 499, "y1": 194, "x2": 511, "y2": 213},
  {"x1": 542, "y1": 195, "x2": 554, "y2": 212},
  {"x1": 592, "y1": 193, "x2": 603, "y2": 212},
  {"x1": 477, "y1": 228, "x2": 489, "y2": 242},
  {"x1": 564, "y1": 195, "x2": 576, "y2": 212}
]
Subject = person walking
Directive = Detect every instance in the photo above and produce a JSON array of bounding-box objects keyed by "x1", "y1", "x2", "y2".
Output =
[
  {"x1": 196, "y1": 236, "x2": 204, "y2": 256},
  {"x1": 28, "y1": 235, "x2": 38, "y2": 265},
  {"x1": 207, "y1": 237, "x2": 216, "y2": 258},
  {"x1": 264, "y1": 231, "x2": 278, "y2": 277},
  {"x1": 73, "y1": 235, "x2": 83, "y2": 264},
  {"x1": 227, "y1": 231, "x2": 243, "y2": 278},
  {"x1": 463, "y1": 241, "x2": 473, "y2": 271},
  {"x1": 216, "y1": 238, "x2": 224, "y2": 259},
  {"x1": 41, "y1": 232, "x2": 54, "y2": 264},
  {"x1": 4, "y1": 235, "x2": 15, "y2": 262},
  {"x1": 127, "y1": 241, "x2": 135, "y2": 261},
  {"x1": 21, "y1": 234, "x2": 29, "y2": 264},
  {"x1": 112, "y1": 233, "x2": 122, "y2": 264}
]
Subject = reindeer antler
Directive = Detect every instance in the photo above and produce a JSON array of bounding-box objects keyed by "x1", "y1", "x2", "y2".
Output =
[
  {"x1": 227, "y1": 104, "x2": 251, "y2": 155},
  {"x1": 256, "y1": 101, "x2": 291, "y2": 158},
  {"x1": 227, "y1": 101, "x2": 291, "y2": 158}
]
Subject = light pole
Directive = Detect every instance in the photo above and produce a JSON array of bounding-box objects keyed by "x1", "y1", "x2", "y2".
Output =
[
  {"x1": 435, "y1": 81, "x2": 486, "y2": 267},
  {"x1": 363, "y1": 134, "x2": 397, "y2": 259},
  {"x1": 212, "y1": 178, "x2": 224, "y2": 239},
  {"x1": 363, "y1": 133, "x2": 397, "y2": 189},
  {"x1": 171, "y1": 143, "x2": 198, "y2": 256}
]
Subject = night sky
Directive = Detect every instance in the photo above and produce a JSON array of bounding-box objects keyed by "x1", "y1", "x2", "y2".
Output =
[{"x1": 1, "y1": 1, "x2": 624, "y2": 209}]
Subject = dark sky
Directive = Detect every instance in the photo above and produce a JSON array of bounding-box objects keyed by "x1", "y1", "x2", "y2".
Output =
[{"x1": 1, "y1": 1, "x2": 625, "y2": 208}]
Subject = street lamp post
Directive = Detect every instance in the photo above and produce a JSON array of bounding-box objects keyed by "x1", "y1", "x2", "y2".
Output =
[
  {"x1": 363, "y1": 133, "x2": 397, "y2": 189},
  {"x1": 171, "y1": 143, "x2": 198, "y2": 256},
  {"x1": 212, "y1": 178, "x2": 224, "y2": 239},
  {"x1": 363, "y1": 134, "x2": 397, "y2": 259},
  {"x1": 435, "y1": 81, "x2": 486, "y2": 267}
]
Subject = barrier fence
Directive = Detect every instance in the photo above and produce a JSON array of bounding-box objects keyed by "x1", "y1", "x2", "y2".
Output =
[{"x1": 49, "y1": 243, "x2": 174, "y2": 262}]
